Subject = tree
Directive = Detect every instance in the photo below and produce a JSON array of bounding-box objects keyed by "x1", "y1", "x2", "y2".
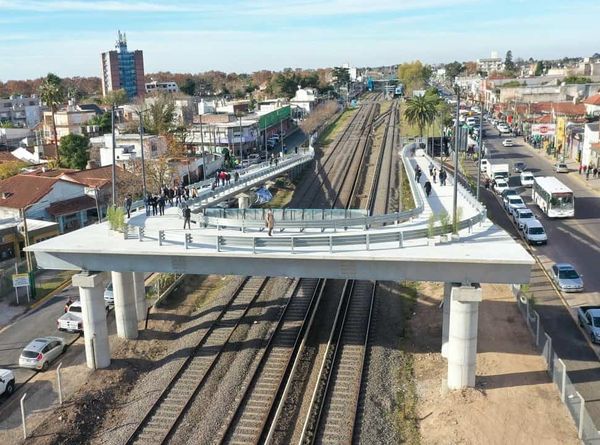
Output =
[
  {"x1": 0, "y1": 161, "x2": 27, "y2": 179},
  {"x1": 179, "y1": 78, "x2": 196, "y2": 96},
  {"x1": 403, "y1": 94, "x2": 438, "y2": 138},
  {"x1": 38, "y1": 73, "x2": 65, "y2": 163},
  {"x1": 504, "y1": 50, "x2": 516, "y2": 73},
  {"x1": 59, "y1": 134, "x2": 90, "y2": 169},
  {"x1": 87, "y1": 112, "x2": 112, "y2": 134},
  {"x1": 102, "y1": 89, "x2": 128, "y2": 106},
  {"x1": 444, "y1": 61, "x2": 465, "y2": 82},
  {"x1": 331, "y1": 67, "x2": 350, "y2": 89},
  {"x1": 463, "y1": 61, "x2": 478, "y2": 76},
  {"x1": 397, "y1": 61, "x2": 431, "y2": 95},
  {"x1": 143, "y1": 94, "x2": 176, "y2": 135},
  {"x1": 563, "y1": 76, "x2": 592, "y2": 84},
  {"x1": 534, "y1": 62, "x2": 544, "y2": 76}
]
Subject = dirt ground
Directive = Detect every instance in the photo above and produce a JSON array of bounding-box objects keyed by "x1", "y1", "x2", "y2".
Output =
[
  {"x1": 23, "y1": 274, "x2": 234, "y2": 445},
  {"x1": 410, "y1": 282, "x2": 579, "y2": 445}
]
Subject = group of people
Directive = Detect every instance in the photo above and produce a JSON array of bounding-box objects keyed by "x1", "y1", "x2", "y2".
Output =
[
  {"x1": 580, "y1": 164, "x2": 599, "y2": 180},
  {"x1": 212, "y1": 170, "x2": 240, "y2": 190},
  {"x1": 143, "y1": 185, "x2": 197, "y2": 217},
  {"x1": 414, "y1": 162, "x2": 448, "y2": 198}
]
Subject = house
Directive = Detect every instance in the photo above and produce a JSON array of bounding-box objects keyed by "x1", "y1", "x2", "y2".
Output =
[
  {"x1": 582, "y1": 122, "x2": 600, "y2": 169},
  {"x1": 89, "y1": 133, "x2": 167, "y2": 167},
  {"x1": 583, "y1": 94, "x2": 600, "y2": 116},
  {"x1": 42, "y1": 100, "x2": 100, "y2": 143},
  {"x1": 291, "y1": 87, "x2": 317, "y2": 115}
]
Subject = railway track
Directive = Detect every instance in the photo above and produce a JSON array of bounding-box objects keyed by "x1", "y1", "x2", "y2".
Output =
[
  {"x1": 370, "y1": 100, "x2": 398, "y2": 216},
  {"x1": 125, "y1": 277, "x2": 269, "y2": 445}
]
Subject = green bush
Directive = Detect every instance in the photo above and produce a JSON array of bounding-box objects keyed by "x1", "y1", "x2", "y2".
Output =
[
  {"x1": 438, "y1": 211, "x2": 451, "y2": 234},
  {"x1": 107, "y1": 206, "x2": 125, "y2": 232},
  {"x1": 427, "y1": 214, "x2": 436, "y2": 238}
]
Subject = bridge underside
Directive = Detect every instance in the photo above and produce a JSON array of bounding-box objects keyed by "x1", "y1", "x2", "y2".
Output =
[{"x1": 32, "y1": 223, "x2": 532, "y2": 285}]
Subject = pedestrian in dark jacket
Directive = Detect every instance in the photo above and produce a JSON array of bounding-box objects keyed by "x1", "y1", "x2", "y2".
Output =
[
  {"x1": 424, "y1": 181, "x2": 432, "y2": 197},
  {"x1": 158, "y1": 195, "x2": 165, "y2": 215},
  {"x1": 432, "y1": 168, "x2": 437, "y2": 183},
  {"x1": 124, "y1": 194, "x2": 132, "y2": 218},
  {"x1": 150, "y1": 195, "x2": 158, "y2": 215},
  {"x1": 183, "y1": 206, "x2": 191, "y2": 229}
]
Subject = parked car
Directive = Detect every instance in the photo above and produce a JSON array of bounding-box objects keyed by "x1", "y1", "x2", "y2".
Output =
[
  {"x1": 513, "y1": 161, "x2": 526, "y2": 173},
  {"x1": 578, "y1": 306, "x2": 600, "y2": 343},
  {"x1": 513, "y1": 208, "x2": 537, "y2": 230},
  {"x1": 480, "y1": 159, "x2": 489, "y2": 173},
  {"x1": 57, "y1": 300, "x2": 109, "y2": 333},
  {"x1": 0, "y1": 369, "x2": 15, "y2": 397},
  {"x1": 19, "y1": 337, "x2": 66, "y2": 371},
  {"x1": 506, "y1": 196, "x2": 527, "y2": 216},
  {"x1": 501, "y1": 188, "x2": 519, "y2": 207},
  {"x1": 104, "y1": 283, "x2": 113, "y2": 305},
  {"x1": 523, "y1": 220, "x2": 547, "y2": 245},
  {"x1": 502, "y1": 139, "x2": 514, "y2": 147},
  {"x1": 550, "y1": 263, "x2": 583, "y2": 292},
  {"x1": 554, "y1": 162, "x2": 569, "y2": 173},
  {"x1": 493, "y1": 178, "x2": 509, "y2": 194},
  {"x1": 520, "y1": 171, "x2": 535, "y2": 187},
  {"x1": 247, "y1": 154, "x2": 261, "y2": 165}
]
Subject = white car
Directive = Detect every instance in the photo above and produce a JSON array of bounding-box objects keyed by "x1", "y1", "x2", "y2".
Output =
[
  {"x1": 104, "y1": 283, "x2": 114, "y2": 305},
  {"x1": 520, "y1": 171, "x2": 534, "y2": 187},
  {"x1": 502, "y1": 139, "x2": 514, "y2": 147},
  {"x1": 493, "y1": 178, "x2": 509, "y2": 194},
  {"x1": 506, "y1": 196, "x2": 527, "y2": 217},
  {"x1": 513, "y1": 208, "x2": 537, "y2": 230},
  {"x1": 480, "y1": 159, "x2": 489, "y2": 173},
  {"x1": 554, "y1": 162, "x2": 569, "y2": 173},
  {"x1": 523, "y1": 220, "x2": 548, "y2": 245},
  {"x1": 19, "y1": 337, "x2": 66, "y2": 371},
  {"x1": 0, "y1": 369, "x2": 15, "y2": 397}
]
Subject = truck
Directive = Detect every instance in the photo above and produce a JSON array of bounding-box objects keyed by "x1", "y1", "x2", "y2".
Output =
[
  {"x1": 485, "y1": 160, "x2": 510, "y2": 181},
  {"x1": 577, "y1": 306, "x2": 600, "y2": 343},
  {"x1": 57, "y1": 300, "x2": 109, "y2": 333},
  {"x1": 57, "y1": 301, "x2": 84, "y2": 333}
]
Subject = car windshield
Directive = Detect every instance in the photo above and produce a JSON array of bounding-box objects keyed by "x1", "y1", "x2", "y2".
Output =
[
  {"x1": 529, "y1": 227, "x2": 545, "y2": 235},
  {"x1": 523, "y1": 174, "x2": 533, "y2": 180},
  {"x1": 593, "y1": 317, "x2": 600, "y2": 327},
  {"x1": 520, "y1": 211, "x2": 533, "y2": 219},
  {"x1": 559, "y1": 269, "x2": 579, "y2": 279},
  {"x1": 69, "y1": 306, "x2": 81, "y2": 313},
  {"x1": 21, "y1": 350, "x2": 39, "y2": 358},
  {"x1": 509, "y1": 198, "x2": 523, "y2": 204}
]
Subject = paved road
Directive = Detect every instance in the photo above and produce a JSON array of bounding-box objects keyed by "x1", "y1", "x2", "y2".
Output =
[
  {"x1": 476, "y1": 122, "x2": 600, "y2": 425},
  {"x1": 0, "y1": 287, "x2": 80, "y2": 393}
]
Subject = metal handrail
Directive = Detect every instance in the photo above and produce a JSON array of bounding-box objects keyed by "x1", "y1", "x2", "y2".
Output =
[{"x1": 126, "y1": 142, "x2": 488, "y2": 251}]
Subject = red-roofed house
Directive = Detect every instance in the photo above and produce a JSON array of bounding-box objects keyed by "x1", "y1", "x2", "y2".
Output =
[{"x1": 584, "y1": 94, "x2": 600, "y2": 116}]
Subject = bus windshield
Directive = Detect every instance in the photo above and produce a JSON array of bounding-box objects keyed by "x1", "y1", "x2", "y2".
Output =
[{"x1": 550, "y1": 192, "x2": 574, "y2": 209}]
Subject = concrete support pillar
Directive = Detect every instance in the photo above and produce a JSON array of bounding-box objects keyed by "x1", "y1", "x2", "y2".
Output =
[
  {"x1": 441, "y1": 282, "x2": 452, "y2": 358},
  {"x1": 72, "y1": 272, "x2": 110, "y2": 369},
  {"x1": 133, "y1": 272, "x2": 147, "y2": 324},
  {"x1": 447, "y1": 284, "x2": 482, "y2": 389},
  {"x1": 111, "y1": 271, "x2": 138, "y2": 339},
  {"x1": 237, "y1": 193, "x2": 250, "y2": 209}
]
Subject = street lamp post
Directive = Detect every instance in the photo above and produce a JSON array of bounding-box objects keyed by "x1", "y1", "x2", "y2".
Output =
[
  {"x1": 111, "y1": 104, "x2": 117, "y2": 206},
  {"x1": 453, "y1": 86, "x2": 461, "y2": 231},
  {"x1": 477, "y1": 101, "x2": 484, "y2": 201},
  {"x1": 198, "y1": 115, "x2": 206, "y2": 181},
  {"x1": 238, "y1": 114, "x2": 243, "y2": 163},
  {"x1": 136, "y1": 110, "x2": 147, "y2": 203}
]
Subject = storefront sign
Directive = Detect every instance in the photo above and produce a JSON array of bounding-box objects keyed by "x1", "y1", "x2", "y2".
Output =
[
  {"x1": 12, "y1": 273, "x2": 29, "y2": 288},
  {"x1": 531, "y1": 124, "x2": 556, "y2": 136}
]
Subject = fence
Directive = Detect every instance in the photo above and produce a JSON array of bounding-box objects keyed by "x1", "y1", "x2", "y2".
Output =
[{"x1": 513, "y1": 285, "x2": 600, "y2": 443}]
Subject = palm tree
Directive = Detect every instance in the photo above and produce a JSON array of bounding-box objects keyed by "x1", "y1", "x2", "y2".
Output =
[
  {"x1": 38, "y1": 73, "x2": 65, "y2": 164},
  {"x1": 403, "y1": 94, "x2": 438, "y2": 138}
]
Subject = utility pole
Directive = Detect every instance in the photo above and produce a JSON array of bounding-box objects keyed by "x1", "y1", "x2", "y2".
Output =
[
  {"x1": 111, "y1": 104, "x2": 117, "y2": 206},
  {"x1": 477, "y1": 101, "x2": 484, "y2": 201},
  {"x1": 453, "y1": 87, "x2": 461, "y2": 231},
  {"x1": 199, "y1": 115, "x2": 206, "y2": 181},
  {"x1": 20, "y1": 207, "x2": 35, "y2": 298},
  {"x1": 239, "y1": 114, "x2": 243, "y2": 163},
  {"x1": 137, "y1": 110, "x2": 147, "y2": 201}
]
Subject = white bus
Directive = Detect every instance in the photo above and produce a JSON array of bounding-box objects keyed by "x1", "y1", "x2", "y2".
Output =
[{"x1": 532, "y1": 176, "x2": 575, "y2": 218}]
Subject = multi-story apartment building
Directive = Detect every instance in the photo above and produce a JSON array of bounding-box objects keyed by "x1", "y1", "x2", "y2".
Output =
[
  {"x1": 145, "y1": 80, "x2": 179, "y2": 94},
  {"x1": 0, "y1": 95, "x2": 42, "y2": 128},
  {"x1": 42, "y1": 101, "x2": 98, "y2": 143},
  {"x1": 101, "y1": 31, "x2": 145, "y2": 99}
]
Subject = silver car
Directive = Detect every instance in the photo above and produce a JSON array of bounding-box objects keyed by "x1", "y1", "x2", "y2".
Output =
[
  {"x1": 551, "y1": 263, "x2": 583, "y2": 293},
  {"x1": 19, "y1": 336, "x2": 66, "y2": 371}
]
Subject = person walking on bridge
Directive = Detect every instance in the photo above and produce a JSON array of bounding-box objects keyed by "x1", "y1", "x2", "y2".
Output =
[
  {"x1": 183, "y1": 205, "x2": 192, "y2": 229},
  {"x1": 424, "y1": 181, "x2": 432, "y2": 197},
  {"x1": 124, "y1": 194, "x2": 132, "y2": 219},
  {"x1": 265, "y1": 208, "x2": 275, "y2": 236}
]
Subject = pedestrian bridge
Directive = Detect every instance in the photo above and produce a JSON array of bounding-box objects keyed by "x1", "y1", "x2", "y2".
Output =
[
  {"x1": 27, "y1": 141, "x2": 534, "y2": 390},
  {"x1": 29, "y1": 145, "x2": 531, "y2": 285}
]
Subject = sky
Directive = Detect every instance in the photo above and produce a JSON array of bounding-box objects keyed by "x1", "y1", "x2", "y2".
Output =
[{"x1": 0, "y1": 0, "x2": 598, "y2": 80}]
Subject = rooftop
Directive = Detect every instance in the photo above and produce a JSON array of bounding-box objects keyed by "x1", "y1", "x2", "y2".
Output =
[{"x1": 0, "y1": 175, "x2": 59, "y2": 209}]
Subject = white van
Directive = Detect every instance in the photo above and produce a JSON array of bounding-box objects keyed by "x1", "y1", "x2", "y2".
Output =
[
  {"x1": 480, "y1": 159, "x2": 489, "y2": 173},
  {"x1": 523, "y1": 220, "x2": 547, "y2": 245},
  {"x1": 520, "y1": 171, "x2": 534, "y2": 187}
]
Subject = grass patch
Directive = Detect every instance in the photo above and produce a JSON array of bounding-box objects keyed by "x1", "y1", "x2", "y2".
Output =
[
  {"x1": 396, "y1": 281, "x2": 421, "y2": 445},
  {"x1": 317, "y1": 108, "x2": 357, "y2": 146},
  {"x1": 399, "y1": 103, "x2": 443, "y2": 139},
  {"x1": 35, "y1": 270, "x2": 75, "y2": 300},
  {"x1": 380, "y1": 100, "x2": 392, "y2": 115},
  {"x1": 399, "y1": 160, "x2": 415, "y2": 210}
]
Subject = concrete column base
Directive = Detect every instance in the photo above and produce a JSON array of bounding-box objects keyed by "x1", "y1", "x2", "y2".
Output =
[
  {"x1": 447, "y1": 284, "x2": 482, "y2": 390},
  {"x1": 133, "y1": 272, "x2": 147, "y2": 324},
  {"x1": 73, "y1": 272, "x2": 110, "y2": 369},
  {"x1": 112, "y1": 271, "x2": 138, "y2": 339},
  {"x1": 441, "y1": 282, "x2": 452, "y2": 358},
  {"x1": 237, "y1": 193, "x2": 250, "y2": 209}
]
